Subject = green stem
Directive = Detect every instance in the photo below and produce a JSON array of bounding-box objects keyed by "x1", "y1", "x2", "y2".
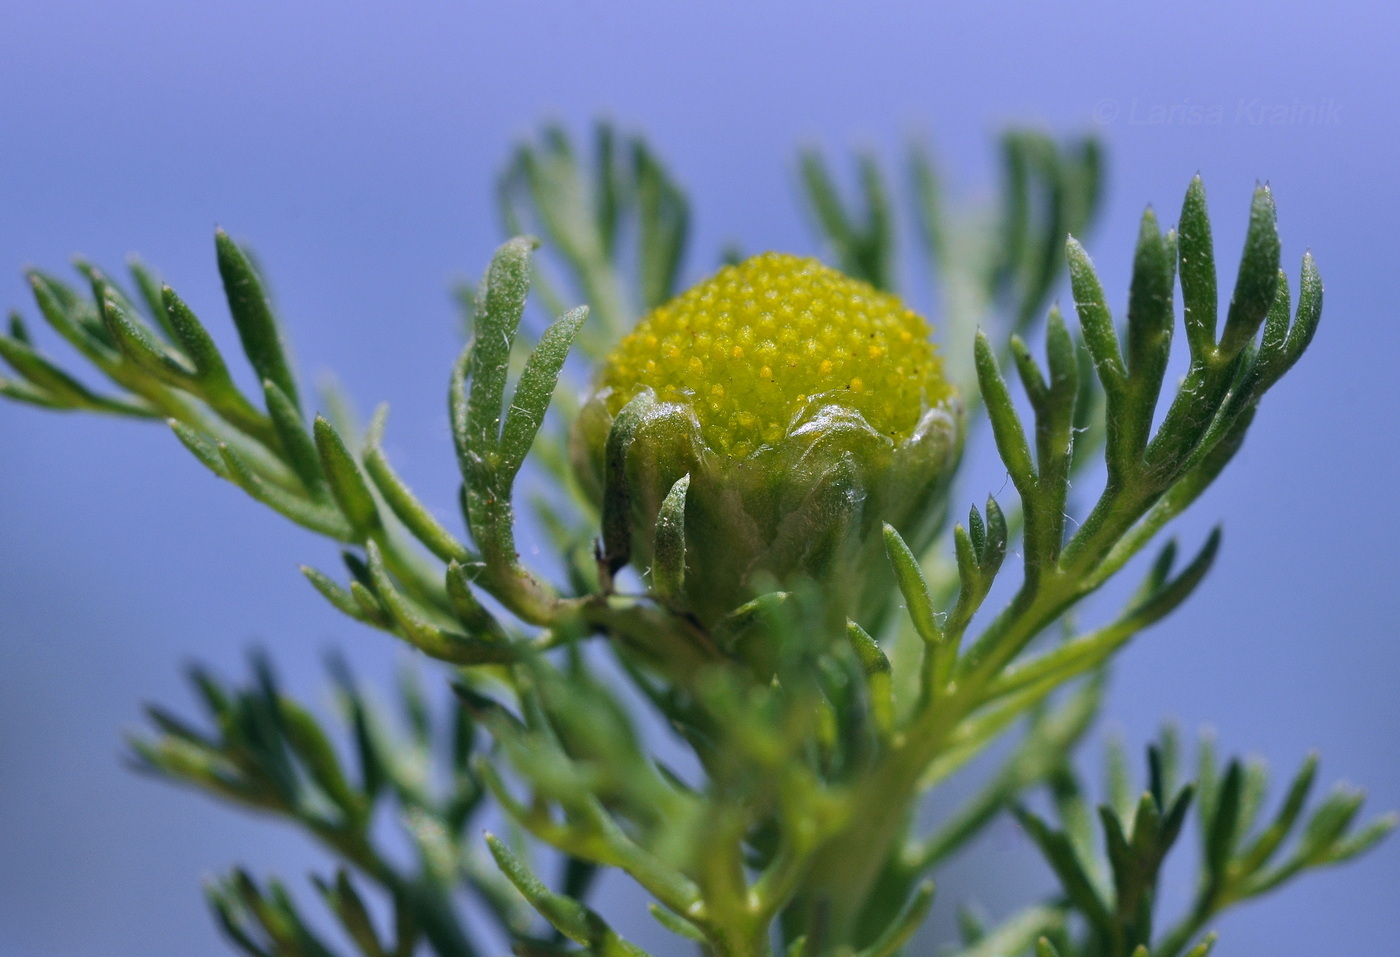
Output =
[{"x1": 792, "y1": 690, "x2": 970, "y2": 946}]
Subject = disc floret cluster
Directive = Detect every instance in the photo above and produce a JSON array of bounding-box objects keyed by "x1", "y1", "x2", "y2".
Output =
[{"x1": 599, "y1": 252, "x2": 952, "y2": 457}]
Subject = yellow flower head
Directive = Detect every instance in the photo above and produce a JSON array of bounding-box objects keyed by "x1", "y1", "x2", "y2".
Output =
[
  {"x1": 573, "y1": 252, "x2": 962, "y2": 631},
  {"x1": 598, "y1": 253, "x2": 952, "y2": 458}
]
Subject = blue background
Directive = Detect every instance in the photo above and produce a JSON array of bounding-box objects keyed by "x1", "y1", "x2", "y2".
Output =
[{"x1": 1, "y1": 2, "x2": 1396, "y2": 955}]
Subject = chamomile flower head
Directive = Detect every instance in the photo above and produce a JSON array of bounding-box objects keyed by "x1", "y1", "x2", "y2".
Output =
[{"x1": 574, "y1": 254, "x2": 962, "y2": 631}]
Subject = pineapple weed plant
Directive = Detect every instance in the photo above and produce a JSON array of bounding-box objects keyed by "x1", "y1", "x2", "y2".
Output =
[{"x1": 1, "y1": 121, "x2": 1393, "y2": 957}]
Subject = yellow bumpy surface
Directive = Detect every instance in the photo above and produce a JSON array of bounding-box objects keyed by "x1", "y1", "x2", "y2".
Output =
[{"x1": 599, "y1": 253, "x2": 952, "y2": 458}]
